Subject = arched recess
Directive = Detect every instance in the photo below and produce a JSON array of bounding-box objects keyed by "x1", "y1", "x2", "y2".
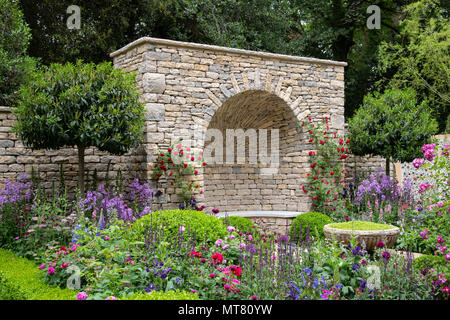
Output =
[{"x1": 203, "y1": 90, "x2": 306, "y2": 212}]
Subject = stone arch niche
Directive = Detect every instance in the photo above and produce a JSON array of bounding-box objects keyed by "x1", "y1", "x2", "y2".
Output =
[
  {"x1": 110, "y1": 37, "x2": 347, "y2": 215},
  {"x1": 204, "y1": 90, "x2": 305, "y2": 212}
]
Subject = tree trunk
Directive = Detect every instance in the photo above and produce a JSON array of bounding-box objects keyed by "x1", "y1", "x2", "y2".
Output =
[
  {"x1": 385, "y1": 156, "x2": 390, "y2": 176},
  {"x1": 78, "y1": 145, "x2": 85, "y2": 196}
]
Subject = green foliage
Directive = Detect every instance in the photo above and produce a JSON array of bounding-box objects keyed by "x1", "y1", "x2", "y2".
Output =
[
  {"x1": 413, "y1": 254, "x2": 449, "y2": 274},
  {"x1": 290, "y1": 211, "x2": 333, "y2": 241},
  {"x1": 14, "y1": 60, "x2": 145, "y2": 153},
  {"x1": 376, "y1": 0, "x2": 450, "y2": 132},
  {"x1": 221, "y1": 216, "x2": 255, "y2": 234},
  {"x1": 127, "y1": 210, "x2": 228, "y2": 245},
  {"x1": 152, "y1": 142, "x2": 205, "y2": 203},
  {"x1": 328, "y1": 221, "x2": 396, "y2": 231},
  {"x1": 0, "y1": 249, "x2": 75, "y2": 300},
  {"x1": 121, "y1": 289, "x2": 199, "y2": 300},
  {"x1": 0, "y1": 0, "x2": 36, "y2": 106},
  {"x1": 300, "y1": 117, "x2": 350, "y2": 218},
  {"x1": 348, "y1": 88, "x2": 438, "y2": 165},
  {"x1": 13, "y1": 60, "x2": 145, "y2": 193}
]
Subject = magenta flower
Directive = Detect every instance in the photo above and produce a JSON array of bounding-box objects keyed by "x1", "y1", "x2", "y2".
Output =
[
  {"x1": 105, "y1": 296, "x2": 117, "y2": 300},
  {"x1": 376, "y1": 241, "x2": 385, "y2": 249},
  {"x1": 38, "y1": 263, "x2": 45, "y2": 270},
  {"x1": 424, "y1": 150, "x2": 435, "y2": 161},
  {"x1": 251, "y1": 295, "x2": 258, "y2": 300},
  {"x1": 420, "y1": 228, "x2": 429, "y2": 239},
  {"x1": 445, "y1": 253, "x2": 450, "y2": 261},
  {"x1": 76, "y1": 292, "x2": 88, "y2": 300},
  {"x1": 222, "y1": 244, "x2": 230, "y2": 250},
  {"x1": 412, "y1": 158, "x2": 425, "y2": 168},
  {"x1": 209, "y1": 273, "x2": 216, "y2": 278},
  {"x1": 382, "y1": 251, "x2": 391, "y2": 262},
  {"x1": 227, "y1": 226, "x2": 236, "y2": 233},
  {"x1": 47, "y1": 267, "x2": 55, "y2": 275},
  {"x1": 419, "y1": 183, "x2": 432, "y2": 192},
  {"x1": 437, "y1": 235, "x2": 444, "y2": 244},
  {"x1": 215, "y1": 239, "x2": 223, "y2": 246}
]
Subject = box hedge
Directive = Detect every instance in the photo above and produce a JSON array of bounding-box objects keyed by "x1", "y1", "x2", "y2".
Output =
[
  {"x1": 220, "y1": 216, "x2": 255, "y2": 233},
  {"x1": 0, "y1": 249, "x2": 75, "y2": 300},
  {"x1": 121, "y1": 289, "x2": 199, "y2": 300},
  {"x1": 289, "y1": 211, "x2": 333, "y2": 241},
  {"x1": 127, "y1": 209, "x2": 228, "y2": 245}
]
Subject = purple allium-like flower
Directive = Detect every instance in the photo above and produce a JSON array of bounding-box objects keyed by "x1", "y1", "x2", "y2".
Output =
[
  {"x1": 277, "y1": 235, "x2": 289, "y2": 244},
  {"x1": 212, "y1": 208, "x2": 220, "y2": 214},
  {"x1": 382, "y1": 251, "x2": 391, "y2": 262}
]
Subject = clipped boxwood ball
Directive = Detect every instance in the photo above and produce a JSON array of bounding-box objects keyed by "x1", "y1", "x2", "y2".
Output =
[
  {"x1": 127, "y1": 209, "x2": 227, "y2": 245},
  {"x1": 220, "y1": 216, "x2": 255, "y2": 233},
  {"x1": 290, "y1": 211, "x2": 333, "y2": 241}
]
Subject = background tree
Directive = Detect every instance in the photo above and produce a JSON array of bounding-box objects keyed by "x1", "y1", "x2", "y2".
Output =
[
  {"x1": 376, "y1": 0, "x2": 450, "y2": 133},
  {"x1": 0, "y1": 0, "x2": 36, "y2": 106},
  {"x1": 348, "y1": 88, "x2": 438, "y2": 175},
  {"x1": 13, "y1": 61, "x2": 146, "y2": 195}
]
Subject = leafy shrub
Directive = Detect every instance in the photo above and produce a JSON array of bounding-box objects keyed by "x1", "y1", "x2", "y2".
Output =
[
  {"x1": 290, "y1": 212, "x2": 333, "y2": 241},
  {"x1": 413, "y1": 255, "x2": 449, "y2": 274},
  {"x1": 0, "y1": 249, "x2": 75, "y2": 300},
  {"x1": 348, "y1": 88, "x2": 438, "y2": 174},
  {"x1": 300, "y1": 116, "x2": 350, "y2": 219},
  {"x1": 121, "y1": 289, "x2": 199, "y2": 300},
  {"x1": 0, "y1": 0, "x2": 36, "y2": 106},
  {"x1": 127, "y1": 210, "x2": 228, "y2": 245},
  {"x1": 221, "y1": 216, "x2": 255, "y2": 234},
  {"x1": 13, "y1": 60, "x2": 145, "y2": 194}
]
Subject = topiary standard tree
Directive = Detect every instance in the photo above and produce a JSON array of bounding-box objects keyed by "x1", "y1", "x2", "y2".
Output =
[
  {"x1": 348, "y1": 88, "x2": 438, "y2": 176},
  {"x1": 13, "y1": 60, "x2": 146, "y2": 195}
]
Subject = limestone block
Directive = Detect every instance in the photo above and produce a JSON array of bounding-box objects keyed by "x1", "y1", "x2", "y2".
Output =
[{"x1": 143, "y1": 73, "x2": 166, "y2": 94}]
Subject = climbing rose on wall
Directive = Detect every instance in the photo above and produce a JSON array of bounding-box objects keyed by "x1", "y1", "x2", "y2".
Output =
[
  {"x1": 300, "y1": 116, "x2": 350, "y2": 221},
  {"x1": 152, "y1": 142, "x2": 205, "y2": 205}
]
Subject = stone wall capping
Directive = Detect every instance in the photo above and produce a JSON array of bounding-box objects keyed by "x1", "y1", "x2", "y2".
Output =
[
  {"x1": 217, "y1": 210, "x2": 305, "y2": 218},
  {"x1": 110, "y1": 37, "x2": 348, "y2": 67}
]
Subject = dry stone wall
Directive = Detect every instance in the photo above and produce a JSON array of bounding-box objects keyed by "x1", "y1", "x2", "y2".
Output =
[{"x1": 110, "y1": 37, "x2": 347, "y2": 213}]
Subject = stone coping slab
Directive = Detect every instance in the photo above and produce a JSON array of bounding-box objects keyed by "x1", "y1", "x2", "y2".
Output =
[
  {"x1": 110, "y1": 37, "x2": 347, "y2": 67},
  {"x1": 217, "y1": 211, "x2": 304, "y2": 218}
]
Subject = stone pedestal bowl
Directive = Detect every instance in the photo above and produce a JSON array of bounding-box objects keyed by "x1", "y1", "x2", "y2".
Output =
[{"x1": 323, "y1": 223, "x2": 400, "y2": 251}]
